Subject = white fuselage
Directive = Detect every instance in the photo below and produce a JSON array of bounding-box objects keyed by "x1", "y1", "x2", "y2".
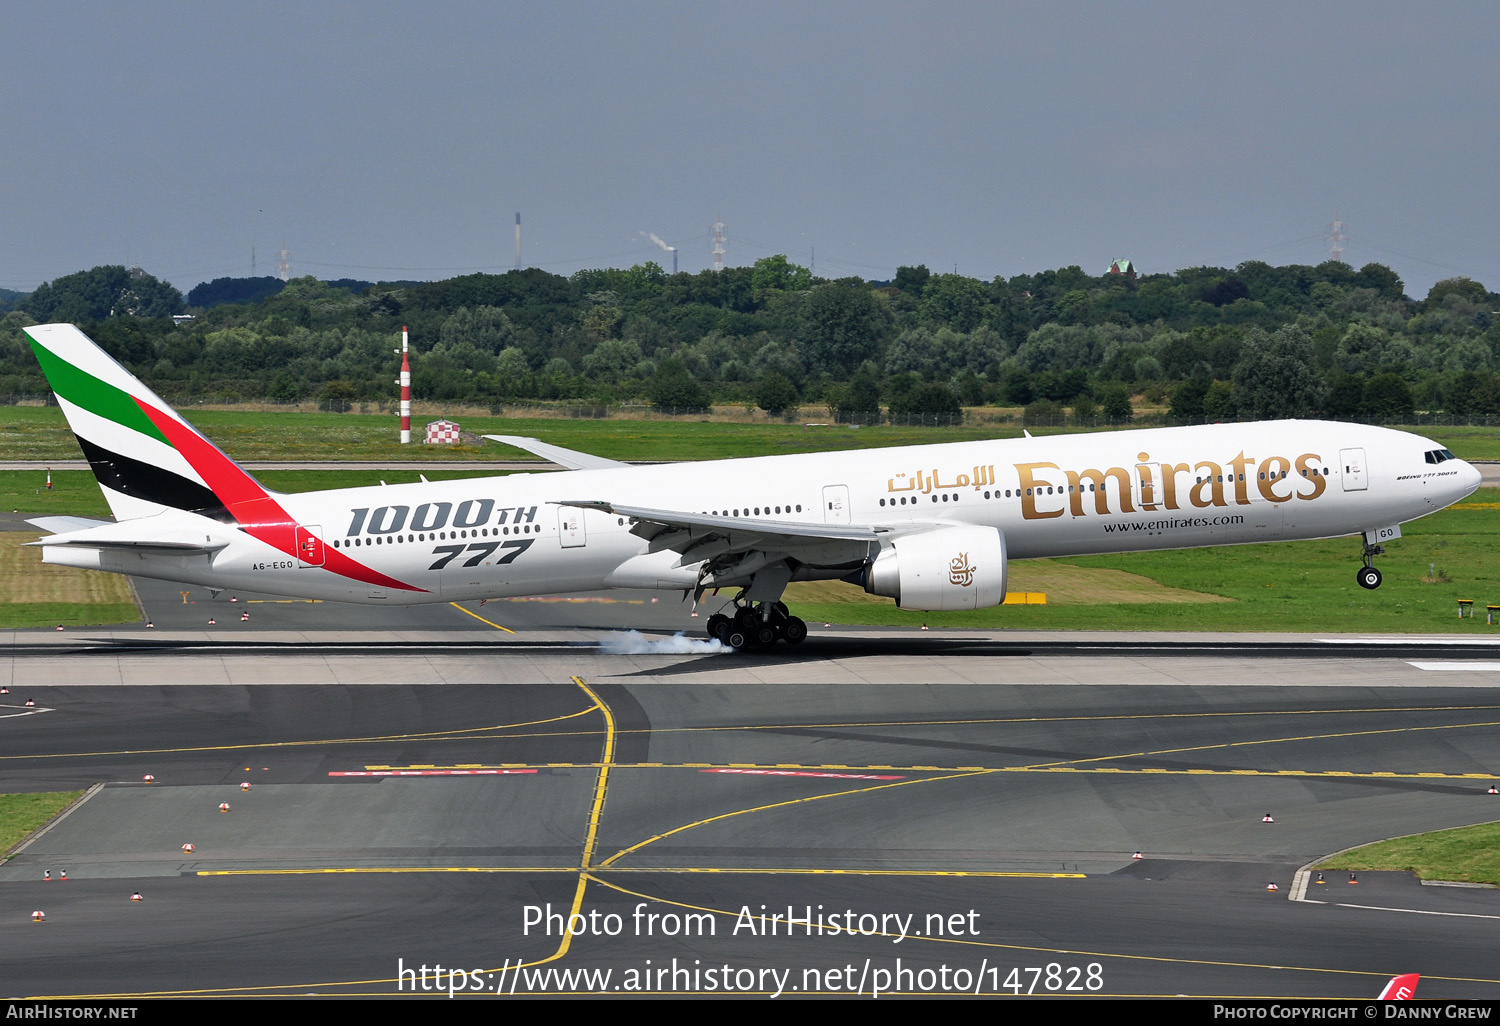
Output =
[{"x1": 46, "y1": 420, "x2": 1482, "y2": 605}]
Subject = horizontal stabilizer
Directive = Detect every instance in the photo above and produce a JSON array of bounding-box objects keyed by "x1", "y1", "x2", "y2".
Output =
[
  {"x1": 38, "y1": 538, "x2": 229, "y2": 554},
  {"x1": 483, "y1": 435, "x2": 629, "y2": 470},
  {"x1": 28, "y1": 515, "x2": 230, "y2": 554},
  {"x1": 26, "y1": 516, "x2": 112, "y2": 534}
]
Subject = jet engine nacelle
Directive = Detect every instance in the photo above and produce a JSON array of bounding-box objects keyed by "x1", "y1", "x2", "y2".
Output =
[{"x1": 862, "y1": 525, "x2": 1007, "y2": 611}]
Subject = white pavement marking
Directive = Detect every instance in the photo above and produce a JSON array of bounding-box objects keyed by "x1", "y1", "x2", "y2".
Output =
[
  {"x1": 1407, "y1": 662, "x2": 1500, "y2": 671},
  {"x1": 0, "y1": 704, "x2": 53, "y2": 718},
  {"x1": 1300, "y1": 899, "x2": 1500, "y2": 921},
  {"x1": 1320, "y1": 637, "x2": 1500, "y2": 646}
]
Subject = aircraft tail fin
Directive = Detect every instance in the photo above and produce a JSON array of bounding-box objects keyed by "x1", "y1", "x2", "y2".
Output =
[
  {"x1": 23, "y1": 323, "x2": 275, "y2": 524},
  {"x1": 1378, "y1": 973, "x2": 1419, "y2": 1000}
]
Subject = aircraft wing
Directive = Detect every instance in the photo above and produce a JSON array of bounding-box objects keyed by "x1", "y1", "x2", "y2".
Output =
[
  {"x1": 560, "y1": 499, "x2": 889, "y2": 591},
  {"x1": 559, "y1": 500, "x2": 884, "y2": 546},
  {"x1": 482, "y1": 435, "x2": 629, "y2": 470}
]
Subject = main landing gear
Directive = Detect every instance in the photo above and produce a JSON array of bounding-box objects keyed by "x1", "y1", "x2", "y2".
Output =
[
  {"x1": 1357, "y1": 536, "x2": 1385, "y2": 590},
  {"x1": 706, "y1": 601, "x2": 808, "y2": 650}
]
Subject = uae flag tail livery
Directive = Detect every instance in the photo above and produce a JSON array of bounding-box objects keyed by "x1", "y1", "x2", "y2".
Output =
[
  {"x1": 22, "y1": 323, "x2": 420, "y2": 596},
  {"x1": 28, "y1": 322, "x2": 264, "y2": 524}
]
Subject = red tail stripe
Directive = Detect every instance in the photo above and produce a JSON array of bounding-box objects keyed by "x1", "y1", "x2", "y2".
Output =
[{"x1": 133, "y1": 398, "x2": 425, "y2": 593}]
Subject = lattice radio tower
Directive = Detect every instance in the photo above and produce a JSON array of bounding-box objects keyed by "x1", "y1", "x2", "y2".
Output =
[
  {"x1": 1325, "y1": 212, "x2": 1348, "y2": 263},
  {"x1": 277, "y1": 240, "x2": 291, "y2": 281},
  {"x1": 711, "y1": 213, "x2": 727, "y2": 272}
]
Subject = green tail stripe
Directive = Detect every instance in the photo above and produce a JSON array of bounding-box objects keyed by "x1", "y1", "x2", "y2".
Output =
[{"x1": 29, "y1": 339, "x2": 169, "y2": 445}]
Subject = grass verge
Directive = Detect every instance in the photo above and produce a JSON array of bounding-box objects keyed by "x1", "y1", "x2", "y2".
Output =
[
  {"x1": 1317, "y1": 821, "x2": 1500, "y2": 886},
  {"x1": 0, "y1": 532, "x2": 139, "y2": 628},
  {"x1": 5, "y1": 404, "x2": 1499, "y2": 461},
  {"x1": 0, "y1": 792, "x2": 86, "y2": 858}
]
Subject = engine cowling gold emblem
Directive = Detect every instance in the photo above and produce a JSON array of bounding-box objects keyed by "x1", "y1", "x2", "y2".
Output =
[{"x1": 949, "y1": 552, "x2": 975, "y2": 587}]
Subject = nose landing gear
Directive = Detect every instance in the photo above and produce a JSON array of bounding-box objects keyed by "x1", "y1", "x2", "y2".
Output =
[{"x1": 1357, "y1": 535, "x2": 1386, "y2": 590}]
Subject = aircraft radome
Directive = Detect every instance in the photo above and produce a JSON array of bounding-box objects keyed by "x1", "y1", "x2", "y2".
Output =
[{"x1": 21, "y1": 323, "x2": 1482, "y2": 650}]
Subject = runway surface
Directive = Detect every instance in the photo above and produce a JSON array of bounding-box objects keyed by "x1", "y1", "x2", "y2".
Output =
[{"x1": 6, "y1": 590, "x2": 1500, "y2": 1000}]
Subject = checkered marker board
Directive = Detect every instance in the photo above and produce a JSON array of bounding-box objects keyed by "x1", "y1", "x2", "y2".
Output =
[{"x1": 425, "y1": 420, "x2": 460, "y2": 444}]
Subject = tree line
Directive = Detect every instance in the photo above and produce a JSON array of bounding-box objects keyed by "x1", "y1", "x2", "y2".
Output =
[{"x1": 2, "y1": 256, "x2": 1498, "y2": 423}]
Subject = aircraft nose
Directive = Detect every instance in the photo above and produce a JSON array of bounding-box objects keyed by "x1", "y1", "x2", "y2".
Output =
[{"x1": 1462, "y1": 460, "x2": 1483, "y2": 495}]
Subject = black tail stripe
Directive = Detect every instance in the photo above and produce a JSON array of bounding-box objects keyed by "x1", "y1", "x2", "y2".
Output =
[{"x1": 75, "y1": 436, "x2": 234, "y2": 523}]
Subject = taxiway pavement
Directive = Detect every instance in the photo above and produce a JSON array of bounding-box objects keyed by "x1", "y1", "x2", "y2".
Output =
[{"x1": 3, "y1": 618, "x2": 1500, "y2": 999}]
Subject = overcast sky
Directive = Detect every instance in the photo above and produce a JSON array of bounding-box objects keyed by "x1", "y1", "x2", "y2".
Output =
[{"x1": 3, "y1": 1, "x2": 1496, "y2": 299}]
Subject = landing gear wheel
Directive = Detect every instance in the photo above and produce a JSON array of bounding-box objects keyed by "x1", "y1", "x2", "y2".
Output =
[
  {"x1": 1357, "y1": 566, "x2": 1382, "y2": 590},
  {"x1": 724, "y1": 626, "x2": 748, "y2": 649},
  {"x1": 707, "y1": 613, "x2": 731, "y2": 641},
  {"x1": 780, "y1": 616, "x2": 808, "y2": 645},
  {"x1": 751, "y1": 622, "x2": 778, "y2": 647}
]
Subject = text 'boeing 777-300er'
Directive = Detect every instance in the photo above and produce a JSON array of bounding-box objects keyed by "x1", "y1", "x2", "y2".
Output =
[{"x1": 21, "y1": 323, "x2": 1483, "y2": 649}]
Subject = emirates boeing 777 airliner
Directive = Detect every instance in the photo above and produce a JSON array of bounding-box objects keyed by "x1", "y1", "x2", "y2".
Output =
[{"x1": 22, "y1": 324, "x2": 1481, "y2": 649}]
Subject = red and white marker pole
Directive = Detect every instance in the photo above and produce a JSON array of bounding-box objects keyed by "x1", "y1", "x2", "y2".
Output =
[{"x1": 399, "y1": 326, "x2": 412, "y2": 445}]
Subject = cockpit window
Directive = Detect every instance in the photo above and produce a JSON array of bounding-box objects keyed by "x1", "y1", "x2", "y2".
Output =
[{"x1": 1424, "y1": 448, "x2": 1459, "y2": 464}]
